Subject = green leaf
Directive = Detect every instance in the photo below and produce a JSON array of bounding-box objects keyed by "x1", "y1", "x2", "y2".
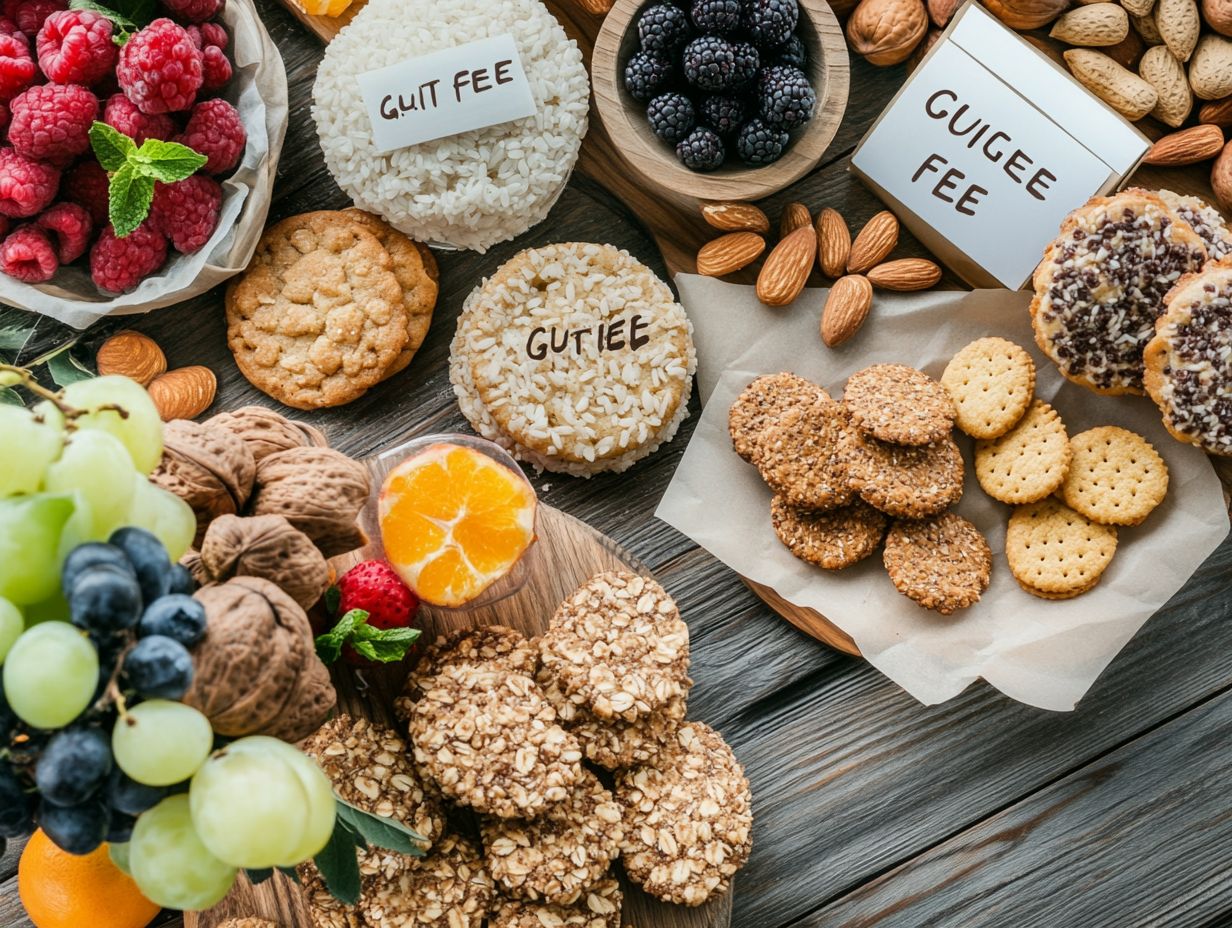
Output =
[
  {"x1": 323, "y1": 585, "x2": 341, "y2": 617},
  {"x1": 109, "y1": 163, "x2": 156, "y2": 238},
  {"x1": 313, "y1": 820, "x2": 364, "y2": 906},
  {"x1": 89, "y1": 121, "x2": 135, "y2": 172},
  {"x1": 314, "y1": 609, "x2": 367, "y2": 665},
  {"x1": 69, "y1": 0, "x2": 150, "y2": 43},
  {"x1": 0, "y1": 320, "x2": 33, "y2": 353},
  {"x1": 313, "y1": 609, "x2": 420, "y2": 665},
  {"x1": 0, "y1": 386, "x2": 24, "y2": 406},
  {"x1": 46, "y1": 351, "x2": 94, "y2": 387},
  {"x1": 334, "y1": 799, "x2": 426, "y2": 857},
  {"x1": 131, "y1": 138, "x2": 207, "y2": 183},
  {"x1": 245, "y1": 868, "x2": 274, "y2": 886}
]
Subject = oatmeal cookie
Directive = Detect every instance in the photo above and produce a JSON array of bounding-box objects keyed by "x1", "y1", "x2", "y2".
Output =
[
  {"x1": 359, "y1": 833, "x2": 494, "y2": 928},
  {"x1": 755, "y1": 399, "x2": 854, "y2": 511},
  {"x1": 218, "y1": 921, "x2": 279, "y2": 928},
  {"x1": 842, "y1": 364, "x2": 956, "y2": 446},
  {"x1": 409, "y1": 665, "x2": 583, "y2": 819},
  {"x1": 489, "y1": 878, "x2": 623, "y2": 928},
  {"x1": 1006, "y1": 497, "x2": 1118, "y2": 598},
  {"x1": 837, "y1": 426, "x2": 965, "y2": 518},
  {"x1": 974, "y1": 400, "x2": 1072, "y2": 505},
  {"x1": 226, "y1": 211, "x2": 408, "y2": 409},
  {"x1": 883, "y1": 513, "x2": 992, "y2": 614},
  {"x1": 481, "y1": 768, "x2": 623, "y2": 905},
  {"x1": 539, "y1": 571, "x2": 691, "y2": 722},
  {"x1": 1156, "y1": 189, "x2": 1232, "y2": 261},
  {"x1": 1060, "y1": 426, "x2": 1169, "y2": 525},
  {"x1": 1030, "y1": 191, "x2": 1207, "y2": 395},
  {"x1": 616, "y1": 722, "x2": 753, "y2": 907},
  {"x1": 1145, "y1": 261, "x2": 1232, "y2": 457},
  {"x1": 728, "y1": 372, "x2": 831, "y2": 464},
  {"x1": 940, "y1": 337, "x2": 1036, "y2": 440},
  {"x1": 394, "y1": 625, "x2": 539, "y2": 721},
  {"x1": 298, "y1": 859, "x2": 363, "y2": 928},
  {"x1": 770, "y1": 495, "x2": 887, "y2": 570}
]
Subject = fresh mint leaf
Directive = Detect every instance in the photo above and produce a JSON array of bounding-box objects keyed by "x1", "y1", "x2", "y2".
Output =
[
  {"x1": 69, "y1": 0, "x2": 151, "y2": 43},
  {"x1": 89, "y1": 121, "x2": 135, "y2": 172},
  {"x1": 313, "y1": 820, "x2": 364, "y2": 906},
  {"x1": 132, "y1": 138, "x2": 207, "y2": 183},
  {"x1": 314, "y1": 609, "x2": 368, "y2": 664},
  {"x1": 350, "y1": 625, "x2": 420, "y2": 664},
  {"x1": 108, "y1": 162, "x2": 155, "y2": 238},
  {"x1": 334, "y1": 799, "x2": 426, "y2": 857}
]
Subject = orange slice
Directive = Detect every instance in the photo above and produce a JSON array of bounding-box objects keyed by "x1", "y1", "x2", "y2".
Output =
[
  {"x1": 292, "y1": 0, "x2": 352, "y2": 17},
  {"x1": 379, "y1": 443, "x2": 537, "y2": 607}
]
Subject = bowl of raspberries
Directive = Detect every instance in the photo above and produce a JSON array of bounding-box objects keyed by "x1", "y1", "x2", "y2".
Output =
[
  {"x1": 594, "y1": 0, "x2": 848, "y2": 199},
  {"x1": 0, "y1": 0, "x2": 286, "y2": 327}
]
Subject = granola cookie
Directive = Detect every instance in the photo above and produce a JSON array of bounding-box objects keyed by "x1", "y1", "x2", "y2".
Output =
[
  {"x1": 837, "y1": 426, "x2": 965, "y2": 518},
  {"x1": 301, "y1": 715, "x2": 446, "y2": 855},
  {"x1": 1060, "y1": 426, "x2": 1169, "y2": 525},
  {"x1": 842, "y1": 364, "x2": 956, "y2": 446},
  {"x1": 974, "y1": 400, "x2": 1071, "y2": 505},
  {"x1": 539, "y1": 571, "x2": 691, "y2": 723},
  {"x1": 755, "y1": 400, "x2": 854, "y2": 511},
  {"x1": 395, "y1": 626, "x2": 539, "y2": 720},
  {"x1": 770, "y1": 495, "x2": 887, "y2": 570},
  {"x1": 298, "y1": 859, "x2": 363, "y2": 928},
  {"x1": 1006, "y1": 497, "x2": 1118, "y2": 598},
  {"x1": 883, "y1": 513, "x2": 992, "y2": 614},
  {"x1": 617, "y1": 722, "x2": 752, "y2": 907},
  {"x1": 481, "y1": 768, "x2": 623, "y2": 905},
  {"x1": 410, "y1": 665, "x2": 583, "y2": 819},
  {"x1": 489, "y1": 878, "x2": 623, "y2": 928},
  {"x1": 1031, "y1": 191, "x2": 1207, "y2": 395},
  {"x1": 940, "y1": 337, "x2": 1036, "y2": 440},
  {"x1": 728, "y1": 372, "x2": 831, "y2": 464},
  {"x1": 359, "y1": 833, "x2": 495, "y2": 928},
  {"x1": 226, "y1": 211, "x2": 408, "y2": 409},
  {"x1": 218, "y1": 921, "x2": 279, "y2": 928}
]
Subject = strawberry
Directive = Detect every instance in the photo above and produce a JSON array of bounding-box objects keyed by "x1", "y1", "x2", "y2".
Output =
[
  {"x1": 337, "y1": 560, "x2": 419, "y2": 631},
  {"x1": 313, "y1": 560, "x2": 422, "y2": 667}
]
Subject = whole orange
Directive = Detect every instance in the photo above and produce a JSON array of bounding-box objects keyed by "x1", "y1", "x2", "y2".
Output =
[{"x1": 18, "y1": 829, "x2": 161, "y2": 928}]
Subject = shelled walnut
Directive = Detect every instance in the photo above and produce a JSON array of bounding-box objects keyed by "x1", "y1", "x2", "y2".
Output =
[{"x1": 197, "y1": 514, "x2": 331, "y2": 610}]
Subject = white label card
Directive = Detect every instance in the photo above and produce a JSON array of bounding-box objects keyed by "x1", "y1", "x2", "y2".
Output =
[{"x1": 358, "y1": 35, "x2": 537, "y2": 154}]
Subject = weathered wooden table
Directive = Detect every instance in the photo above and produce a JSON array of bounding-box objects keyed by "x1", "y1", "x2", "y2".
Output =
[{"x1": 3, "y1": 1, "x2": 1232, "y2": 925}]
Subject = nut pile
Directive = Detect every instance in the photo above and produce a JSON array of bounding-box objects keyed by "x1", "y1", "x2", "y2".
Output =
[{"x1": 95, "y1": 329, "x2": 217, "y2": 421}]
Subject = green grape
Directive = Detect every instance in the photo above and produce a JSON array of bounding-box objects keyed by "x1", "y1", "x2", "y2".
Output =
[
  {"x1": 0, "y1": 597, "x2": 22, "y2": 664},
  {"x1": 62, "y1": 376, "x2": 164, "y2": 475},
  {"x1": 0, "y1": 404, "x2": 64, "y2": 497},
  {"x1": 126, "y1": 475, "x2": 197, "y2": 561},
  {"x1": 3, "y1": 621, "x2": 98, "y2": 729},
  {"x1": 189, "y1": 742, "x2": 310, "y2": 868},
  {"x1": 0, "y1": 493, "x2": 77, "y2": 605},
  {"x1": 113, "y1": 700, "x2": 213, "y2": 787},
  {"x1": 130, "y1": 795, "x2": 237, "y2": 911},
  {"x1": 109, "y1": 841, "x2": 132, "y2": 875},
  {"x1": 44, "y1": 430, "x2": 137, "y2": 541}
]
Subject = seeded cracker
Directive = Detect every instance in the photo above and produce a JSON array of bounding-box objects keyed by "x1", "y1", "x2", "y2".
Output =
[
  {"x1": 394, "y1": 625, "x2": 539, "y2": 721},
  {"x1": 481, "y1": 768, "x2": 623, "y2": 905},
  {"x1": 489, "y1": 878, "x2": 623, "y2": 928},
  {"x1": 842, "y1": 364, "x2": 956, "y2": 446},
  {"x1": 770, "y1": 495, "x2": 887, "y2": 570},
  {"x1": 728, "y1": 372, "x2": 832, "y2": 464},
  {"x1": 1006, "y1": 497, "x2": 1118, "y2": 598},
  {"x1": 539, "y1": 571, "x2": 691, "y2": 722},
  {"x1": 409, "y1": 665, "x2": 583, "y2": 820},
  {"x1": 974, "y1": 400, "x2": 1072, "y2": 505},
  {"x1": 755, "y1": 400, "x2": 854, "y2": 510},
  {"x1": 1030, "y1": 191, "x2": 1207, "y2": 396},
  {"x1": 940, "y1": 337, "x2": 1036, "y2": 439},
  {"x1": 836, "y1": 425, "x2": 965, "y2": 518},
  {"x1": 883, "y1": 513, "x2": 992, "y2": 614},
  {"x1": 359, "y1": 833, "x2": 494, "y2": 928},
  {"x1": 1060, "y1": 426, "x2": 1169, "y2": 525},
  {"x1": 617, "y1": 722, "x2": 753, "y2": 907}
]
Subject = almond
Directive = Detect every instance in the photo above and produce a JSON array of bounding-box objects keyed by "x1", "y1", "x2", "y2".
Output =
[
  {"x1": 1189, "y1": 34, "x2": 1232, "y2": 99},
  {"x1": 1139, "y1": 44, "x2": 1193, "y2": 126},
  {"x1": 1121, "y1": 0, "x2": 1154, "y2": 16},
  {"x1": 847, "y1": 210, "x2": 899, "y2": 274},
  {"x1": 148, "y1": 366, "x2": 217, "y2": 421},
  {"x1": 821, "y1": 276, "x2": 874, "y2": 347},
  {"x1": 756, "y1": 225, "x2": 817, "y2": 306},
  {"x1": 866, "y1": 258, "x2": 943, "y2": 290},
  {"x1": 1130, "y1": 9, "x2": 1164, "y2": 41},
  {"x1": 983, "y1": 0, "x2": 1069, "y2": 28},
  {"x1": 1064, "y1": 48, "x2": 1159, "y2": 119},
  {"x1": 1050, "y1": 4, "x2": 1130, "y2": 45},
  {"x1": 780, "y1": 202, "x2": 812, "y2": 237},
  {"x1": 1142, "y1": 123, "x2": 1225, "y2": 163},
  {"x1": 696, "y1": 232, "x2": 767, "y2": 277},
  {"x1": 700, "y1": 201, "x2": 771, "y2": 234},
  {"x1": 847, "y1": 0, "x2": 929, "y2": 66},
  {"x1": 1200, "y1": 95, "x2": 1232, "y2": 124},
  {"x1": 816, "y1": 207, "x2": 851, "y2": 278},
  {"x1": 1211, "y1": 138, "x2": 1232, "y2": 210},
  {"x1": 95, "y1": 330, "x2": 167, "y2": 386},
  {"x1": 1156, "y1": 0, "x2": 1199, "y2": 61},
  {"x1": 1204, "y1": 0, "x2": 1232, "y2": 34}
]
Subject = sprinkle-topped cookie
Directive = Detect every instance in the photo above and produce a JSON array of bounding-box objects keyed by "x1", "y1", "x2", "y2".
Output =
[
  {"x1": 1060, "y1": 426, "x2": 1169, "y2": 525},
  {"x1": 728, "y1": 372, "x2": 831, "y2": 464},
  {"x1": 1006, "y1": 497, "x2": 1118, "y2": 599},
  {"x1": 756, "y1": 399, "x2": 854, "y2": 511},
  {"x1": 770, "y1": 495, "x2": 887, "y2": 570},
  {"x1": 837, "y1": 425, "x2": 965, "y2": 518},
  {"x1": 974, "y1": 400, "x2": 1071, "y2": 505},
  {"x1": 940, "y1": 337, "x2": 1036, "y2": 440},
  {"x1": 1031, "y1": 191, "x2": 1207, "y2": 395},
  {"x1": 1157, "y1": 189, "x2": 1232, "y2": 261},
  {"x1": 842, "y1": 364, "x2": 956, "y2": 446},
  {"x1": 883, "y1": 513, "x2": 992, "y2": 614}
]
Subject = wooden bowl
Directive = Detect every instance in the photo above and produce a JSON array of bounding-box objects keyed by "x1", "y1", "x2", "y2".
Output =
[{"x1": 592, "y1": 0, "x2": 849, "y2": 202}]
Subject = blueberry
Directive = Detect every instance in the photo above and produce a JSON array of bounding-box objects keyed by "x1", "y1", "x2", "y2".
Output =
[
  {"x1": 70, "y1": 565, "x2": 142, "y2": 634},
  {"x1": 105, "y1": 768, "x2": 168, "y2": 816},
  {"x1": 109, "y1": 527, "x2": 172, "y2": 605},
  {"x1": 34, "y1": 728, "x2": 112, "y2": 807},
  {"x1": 38, "y1": 798, "x2": 108, "y2": 856},
  {"x1": 122, "y1": 635, "x2": 194, "y2": 700},
  {"x1": 137, "y1": 594, "x2": 207, "y2": 647},
  {"x1": 0, "y1": 765, "x2": 35, "y2": 838},
  {"x1": 106, "y1": 809, "x2": 136, "y2": 844},
  {"x1": 62, "y1": 543, "x2": 135, "y2": 594},
  {"x1": 166, "y1": 563, "x2": 196, "y2": 597}
]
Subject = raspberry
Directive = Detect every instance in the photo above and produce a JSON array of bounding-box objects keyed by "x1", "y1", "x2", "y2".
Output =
[
  {"x1": 0, "y1": 146, "x2": 58, "y2": 217},
  {"x1": 36, "y1": 10, "x2": 115, "y2": 84},
  {"x1": 90, "y1": 221, "x2": 167, "y2": 293},
  {"x1": 61, "y1": 159, "x2": 106, "y2": 225},
  {"x1": 103, "y1": 93, "x2": 174, "y2": 144},
  {"x1": 116, "y1": 18, "x2": 203, "y2": 115},
  {"x1": 0, "y1": 222, "x2": 56, "y2": 281},
  {"x1": 187, "y1": 22, "x2": 226, "y2": 50},
  {"x1": 200, "y1": 44, "x2": 230, "y2": 90},
  {"x1": 0, "y1": 100, "x2": 9, "y2": 135},
  {"x1": 0, "y1": 31, "x2": 34, "y2": 101},
  {"x1": 5, "y1": 0, "x2": 63, "y2": 38},
  {"x1": 176, "y1": 98, "x2": 244, "y2": 174},
  {"x1": 161, "y1": 0, "x2": 222, "y2": 24},
  {"x1": 149, "y1": 174, "x2": 220, "y2": 254},
  {"x1": 8, "y1": 83, "x2": 98, "y2": 163},
  {"x1": 36, "y1": 200, "x2": 89, "y2": 262},
  {"x1": 0, "y1": 16, "x2": 19, "y2": 36}
]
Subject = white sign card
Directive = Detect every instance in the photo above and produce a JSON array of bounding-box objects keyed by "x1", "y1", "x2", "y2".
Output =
[{"x1": 358, "y1": 34, "x2": 537, "y2": 154}]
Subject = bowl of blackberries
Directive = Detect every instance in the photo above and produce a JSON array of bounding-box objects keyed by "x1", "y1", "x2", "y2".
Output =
[{"x1": 594, "y1": 0, "x2": 849, "y2": 199}]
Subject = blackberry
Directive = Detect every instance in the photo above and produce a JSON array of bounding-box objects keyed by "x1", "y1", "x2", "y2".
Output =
[
  {"x1": 699, "y1": 94, "x2": 747, "y2": 137},
  {"x1": 757, "y1": 64, "x2": 815, "y2": 129},
  {"x1": 771, "y1": 34, "x2": 807, "y2": 69},
  {"x1": 647, "y1": 92, "x2": 696, "y2": 143},
  {"x1": 682, "y1": 35, "x2": 736, "y2": 92},
  {"x1": 736, "y1": 117, "x2": 789, "y2": 165},
  {"x1": 638, "y1": 3, "x2": 691, "y2": 56},
  {"x1": 690, "y1": 0, "x2": 741, "y2": 34},
  {"x1": 624, "y1": 50, "x2": 673, "y2": 102},
  {"x1": 676, "y1": 126, "x2": 725, "y2": 171},
  {"x1": 744, "y1": 0, "x2": 799, "y2": 46},
  {"x1": 731, "y1": 41, "x2": 760, "y2": 89}
]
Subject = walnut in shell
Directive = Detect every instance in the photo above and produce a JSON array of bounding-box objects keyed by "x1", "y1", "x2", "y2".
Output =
[
  {"x1": 185, "y1": 576, "x2": 335, "y2": 742},
  {"x1": 206, "y1": 406, "x2": 328, "y2": 463},
  {"x1": 250, "y1": 447, "x2": 371, "y2": 558},
  {"x1": 150, "y1": 420, "x2": 257, "y2": 546},
  {"x1": 198, "y1": 514, "x2": 331, "y2": 610}
]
